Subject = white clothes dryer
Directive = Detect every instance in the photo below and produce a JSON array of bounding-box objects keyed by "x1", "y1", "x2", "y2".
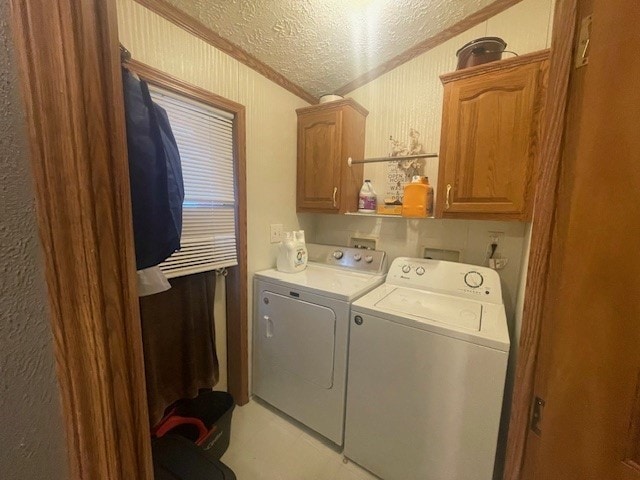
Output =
[
  {"x1": 252, "y1": 244, "x2": 387, "y2": 446},
  {"x1": 344, "y1": 257, "x2": 510, "y2": 480}
]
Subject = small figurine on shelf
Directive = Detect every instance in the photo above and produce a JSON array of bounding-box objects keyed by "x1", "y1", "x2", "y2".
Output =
[
  {"x1": 389, "y1": 135, "x2": 408, "y2": 157},
  {"x1": 389, "y1": 129, "x2": 426, "y2": 179}
]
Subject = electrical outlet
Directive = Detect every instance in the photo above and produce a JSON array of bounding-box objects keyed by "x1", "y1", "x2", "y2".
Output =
[
  {"x1": 489, "y1": 258, "x2": 509, "y2": 270},
  {"x1": 486, "y1": 231, "x2": 505, "y2": 260},
  {"x1": 270, "y1": 224, "x2": 283, "y2": 243},
  {"x1": 489, "y1": 232, "x2": 502, "y2": 244}
]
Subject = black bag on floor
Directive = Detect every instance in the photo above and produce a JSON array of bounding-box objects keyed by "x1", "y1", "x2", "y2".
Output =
[{"x1": 153, "y1": 435, "x2": 236, "y2": 480}]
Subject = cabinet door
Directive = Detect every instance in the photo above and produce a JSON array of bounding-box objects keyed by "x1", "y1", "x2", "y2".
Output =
[
  {"x1": 438, "y1": 62, "x2": 544, "y2": 220},
  {"x1": 297, "y1": 109, "x2": 343, "y2": 212}
]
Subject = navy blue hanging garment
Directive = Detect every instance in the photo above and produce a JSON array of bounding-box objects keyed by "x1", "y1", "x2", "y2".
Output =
[
  {"x1": 154, "y1": 103, "x2": 184, "y2": 248},
  {"x1": 122, "y1": 68, "x2": 184, "y2": 270}
]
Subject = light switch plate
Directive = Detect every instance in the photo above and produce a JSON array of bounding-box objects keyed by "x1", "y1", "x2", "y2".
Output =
[{"x1": 270, "y1": 224, "x2": 283, "y2": 243}]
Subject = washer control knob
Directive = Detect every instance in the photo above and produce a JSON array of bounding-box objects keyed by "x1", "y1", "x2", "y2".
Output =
[
  {"x1": 416, "y1": 267, "x2": 425, "y2": 276},
  {"x1": 402, "y1": 265, "x2": 411, "y2": 273},
  {"x1": 353, "y1": 254, "x2": 362, "y2": 261},
  {"x1": 354, "y1": 315, "x2": 364, "y2": 325},
  {"x1": 333, "y1": 250, "x2": 344, "y2": 259},
  {"x1": 364, "y1": 255, "x2": 373, "y2": 263},
  {"x1": 464, "y1": 271, "x2": 484, "y2": 288}
]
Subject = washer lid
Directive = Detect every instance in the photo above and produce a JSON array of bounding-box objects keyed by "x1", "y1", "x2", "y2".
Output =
[
  {"x1": 375, "y1": 288, "x2": 482, "y2": 331},
  {"x1": 352, "y1": 284, "x2": 510, "y2": 351}
]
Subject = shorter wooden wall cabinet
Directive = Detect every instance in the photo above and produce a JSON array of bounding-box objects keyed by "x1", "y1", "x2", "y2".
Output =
[
  {"x1": 436, "y1": 50, "x2": 550, "y2": 220},
  {"x1": 296, "y1": 99, "x2": 368, "y2": 214}
]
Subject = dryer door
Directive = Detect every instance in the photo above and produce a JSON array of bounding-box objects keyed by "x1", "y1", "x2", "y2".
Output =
[{"x1": 258, "y1": 291, "x2": 336, "y2": 389}]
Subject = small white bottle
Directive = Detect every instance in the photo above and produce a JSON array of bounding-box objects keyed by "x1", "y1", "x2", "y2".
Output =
[
  {"x1": 293, "y1": 230, "x2": 308, "y2": 270},
  {"x1": 358, "y1": 180, "x2": 377, "y2": 214},
  {"x1": 276, "y1": 231, "x2": 308, "y2": 273}
]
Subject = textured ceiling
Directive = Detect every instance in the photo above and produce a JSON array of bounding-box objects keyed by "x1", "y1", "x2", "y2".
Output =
[{"x1": 164, "y1": 0, "x2": 497, "y2": 97}]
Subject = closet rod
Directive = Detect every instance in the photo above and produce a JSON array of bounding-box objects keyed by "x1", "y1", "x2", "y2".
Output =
[
  {"x1": 119, "y1": 43, "x2": 132, "y2": 62},
  {"x1": 347, "y1": 153, "x2": 438, "y2": 167}
]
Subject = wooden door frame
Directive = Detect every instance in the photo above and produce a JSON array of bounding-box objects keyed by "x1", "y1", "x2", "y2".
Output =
[
  {"x1": 502, "y1": 0, "x2": 579, "y2": 478},
  {"x1": 10, "y1": 0, "x2": 154, "y2": 478},
  {"x1": 10, "y1": 0, "x2": 248, "y2": 478}
]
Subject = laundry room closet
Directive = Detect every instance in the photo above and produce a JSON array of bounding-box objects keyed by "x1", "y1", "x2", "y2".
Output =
[
  {"x1": 113, "y1": 0, "x2": 556, "y2": 478},
  {"x1": 13, "y1": 0, "x2": 555, "y2": 480},
  {"x1": 12, "y1": 0, "x2": 640, "y2": 478}
]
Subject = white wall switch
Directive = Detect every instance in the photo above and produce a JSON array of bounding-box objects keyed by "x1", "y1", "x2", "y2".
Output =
[{"x1": 270, "y1": 224, "x2": 283, "y2": 243}]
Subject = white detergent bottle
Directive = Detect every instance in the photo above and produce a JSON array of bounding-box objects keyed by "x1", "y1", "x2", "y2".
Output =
[
  {"x1": 276, "y1": 232, "x2": 307, "y2": 273},
  {"x1": 358, "y1": 180, "x2": 377, "y2": 213},
  {"x1": 294, "y1": 230, "x2": 308, "y2": 270}
]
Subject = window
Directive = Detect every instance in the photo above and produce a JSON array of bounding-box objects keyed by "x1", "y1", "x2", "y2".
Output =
[{"x1": 148, "y1": 85, "x2": 238, "y2": 278}]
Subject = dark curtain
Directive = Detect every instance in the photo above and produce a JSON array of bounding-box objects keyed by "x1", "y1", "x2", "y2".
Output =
[{"x1": 140, "y1": 271, "x2": 219, "y2": 426}]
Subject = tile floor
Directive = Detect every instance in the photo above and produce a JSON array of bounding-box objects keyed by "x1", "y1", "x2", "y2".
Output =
[{"x1": 221, "y1": 398, "x2": 379, "y2": 480}]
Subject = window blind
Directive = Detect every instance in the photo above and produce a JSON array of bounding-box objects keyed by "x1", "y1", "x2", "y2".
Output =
[{"x1": 148, "y1": 85, "x2": 238, "y2": 278}]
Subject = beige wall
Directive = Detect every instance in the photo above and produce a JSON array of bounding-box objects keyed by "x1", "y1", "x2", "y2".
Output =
[
  {"x1": 116, "y1": 0, "x2": 313, "y2": 390},
  {"x1": 0, "y1": 0, "x2": 68, "y2": 476}
]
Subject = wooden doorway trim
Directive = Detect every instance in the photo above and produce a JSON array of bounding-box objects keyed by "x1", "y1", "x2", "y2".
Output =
[
  {"x1": 10, "y1": 0, "x2": 153, "y2": 479},
  {"x1": 124, "y1": 59, "x2": 250, "y2": 405},
  {"x1": 502, "y1": 1, "x2": 579, "y2": 478}
]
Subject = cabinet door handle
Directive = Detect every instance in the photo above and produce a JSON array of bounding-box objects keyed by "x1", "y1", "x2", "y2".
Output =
[
  {"x1": 445, "y1": 184, "x2": 452, "y2": 210},
  {"x1": 332, "y1": 187, "x2": 338, "y2": 207}
]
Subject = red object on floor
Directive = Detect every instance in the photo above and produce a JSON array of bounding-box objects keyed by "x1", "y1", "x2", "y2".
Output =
[{"x1": 153, "y1": 413, "x2": 209, "y2": 445}]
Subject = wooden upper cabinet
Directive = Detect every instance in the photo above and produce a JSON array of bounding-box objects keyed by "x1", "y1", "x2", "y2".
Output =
[
  {"x1": 296, "y1": 99, "x2": 368, "y2": 213},
  {"x1": 436, "y1": 50, "x2": 550, "y2": 220}
]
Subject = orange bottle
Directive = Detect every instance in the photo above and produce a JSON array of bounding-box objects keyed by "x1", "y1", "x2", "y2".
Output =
[
  {"x1": 402, "y1": 176, "x2": 434, "y2": 218},
  {"x1": 425, "y1": 177, "x2": 434, "y2": 216}
]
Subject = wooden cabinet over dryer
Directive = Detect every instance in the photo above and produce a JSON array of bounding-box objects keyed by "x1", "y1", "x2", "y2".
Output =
[
  {"x1": 296, "y1": 99, "x2": 368, "y2": 214},
  {"x1": 436, "y1": 50, "x2": 549, "y2": 220}
]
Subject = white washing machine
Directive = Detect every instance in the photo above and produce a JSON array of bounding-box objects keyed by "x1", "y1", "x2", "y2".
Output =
[
  {"x1": 252, "y1": 244, "x2": 387, "y2": 446},
  {"x1": 344, "y1": 257, "x2": 510, "y2": 480}
]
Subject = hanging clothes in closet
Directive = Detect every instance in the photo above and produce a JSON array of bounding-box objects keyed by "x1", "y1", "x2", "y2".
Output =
[
  {"x1": 122, "y1": 67, "x2": 184, "y2": 275},
  {"x1": 122, "y1": 65, "x2": 219, "y2": 427},
  {"x1": 139, "y1": 271, "x2": 220, "y2": 425}
]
